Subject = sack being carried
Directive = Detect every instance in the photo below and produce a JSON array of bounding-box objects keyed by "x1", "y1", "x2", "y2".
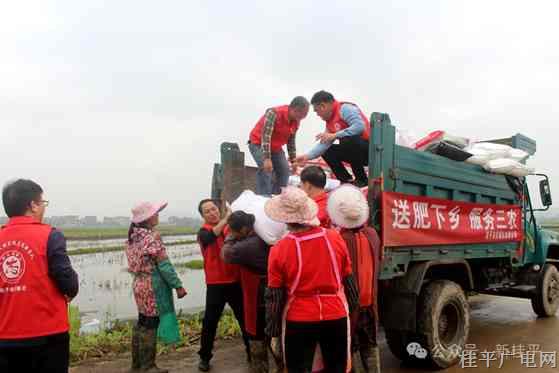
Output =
[{"x1": 231, "y1": 190, "x2": 287, "y2": 245}]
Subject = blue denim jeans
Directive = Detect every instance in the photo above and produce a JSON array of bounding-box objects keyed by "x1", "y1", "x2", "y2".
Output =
[{"x1": 248, "y1": 143, "x2": 290, "y2": 196}]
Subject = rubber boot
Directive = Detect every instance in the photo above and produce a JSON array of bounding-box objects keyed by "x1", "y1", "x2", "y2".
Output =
[
  {"x1": 139, "y1": 327, "x2": 169, "y2": 373},
  {"x1": 128, "y1": 325, "x2": 141, "y2": 372},
  {"x1": 244, "y1": 333, "x2": 252, "y2": 363},
  {"x1": 249, "y1": 340, "x2": 269, "y2": 373},
  {"x1": 351, "y1": 351, "x2": 366, "y2": 373},
  {"x1": 362, "y1": 346, "x2": 381, "y2": 373}
]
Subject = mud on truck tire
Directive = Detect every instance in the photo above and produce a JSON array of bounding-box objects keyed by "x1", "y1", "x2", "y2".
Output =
[
  {"x1": 531, "y1": 264, "x2": 559, "y2": 317},
  {"x1": 417, "y1": 280, "x2": 470, "y2": 369}
]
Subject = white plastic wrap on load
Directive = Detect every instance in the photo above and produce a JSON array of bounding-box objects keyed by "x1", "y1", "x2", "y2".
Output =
[
  {"x1": 414, "y1": 130, "x2": 470, "y2": 151},
  {"x1": 230, "y1": 190, "x2": 287, "y2": 245},
  {"x1": 288, "y1": 175, "x2": 341, "y2": 191},
  {"x1": 395, "y1": 128, "x2": 420, "y2": 148},
  {"x1": 465, "y1": 142, "x2": 530, "y2": 168},
  {"x1": 483, "y1": 159, "x2": 535, "y2": 177}
]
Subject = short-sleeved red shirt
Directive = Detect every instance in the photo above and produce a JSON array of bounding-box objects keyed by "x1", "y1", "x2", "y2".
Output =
[{"x1": 268, "y1": 227, "x2": 352, "y2": 322}]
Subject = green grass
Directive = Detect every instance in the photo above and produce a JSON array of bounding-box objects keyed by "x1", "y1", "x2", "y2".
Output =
[
  {"x1": 69, "y1": 306, "x2": 240, "y2": 364},
  {"x1": 68, "y1": 239, "x2": 197, "y2": 256},
  {"x1": 174, "y1": 259, "x2": 204, "y2": 270},
  {"x1": 62, "y1": 226, "x2": 198, "y2": 241}
]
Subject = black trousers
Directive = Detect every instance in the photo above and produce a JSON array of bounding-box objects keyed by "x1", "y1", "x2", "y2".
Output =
[
  {"x1": 198, "y1": 282, "x2": 250, "y2": 361},
  {"x1": 322, "y1": 135, "x2": 369, "y2": 183},
  {"x1": 0, "y1": 332, "x2": 70, "y2": 373},
  {"x1": 285, "y1": 317, "x2": 348, "y2": 373}
]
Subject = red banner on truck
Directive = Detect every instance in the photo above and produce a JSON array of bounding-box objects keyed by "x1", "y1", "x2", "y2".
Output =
[{"x1": 382, "y1": 191, "x2": 523, "y2": 247}]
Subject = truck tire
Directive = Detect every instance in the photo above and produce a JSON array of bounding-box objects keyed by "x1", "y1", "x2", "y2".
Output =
[
  {"x1": 385, "y1": 329, "x2": 408, "y2": 360},
  {"x1": 531, "y1": 264, "x2": 559, "y2": 317},
  {"x1": 416, "y1": 280, "x2": 470, "y2": 369}
]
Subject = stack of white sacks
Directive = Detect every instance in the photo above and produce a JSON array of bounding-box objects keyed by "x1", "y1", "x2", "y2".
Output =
[{"x1": 464, "y1": 142, "x2": 534, "y2": 177}]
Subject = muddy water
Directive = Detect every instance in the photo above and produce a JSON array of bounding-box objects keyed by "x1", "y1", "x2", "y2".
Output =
[{"x1": 70, "y1": 236, "x2": 206, "y2": 326}]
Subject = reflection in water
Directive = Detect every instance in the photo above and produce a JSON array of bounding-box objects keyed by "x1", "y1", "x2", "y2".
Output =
[{"x1": 70, "y1": 238, "x2": 205, "y2": 326}]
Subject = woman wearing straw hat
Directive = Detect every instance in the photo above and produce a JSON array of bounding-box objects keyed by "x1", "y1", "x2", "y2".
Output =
[
  {"x1": 126, "y1": 201, "x2": 187, "y2": 373},
  {"x1": 264, "y1": 186, "x2": 360, "y2": 373},
  {"x1": 328, "y1": 185, "x2": 381, "y2": 373}
]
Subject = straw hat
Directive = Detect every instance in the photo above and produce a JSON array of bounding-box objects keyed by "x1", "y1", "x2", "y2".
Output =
[
  {"x1": 264, "y1": 186, "x2": 320, "y2": 227},
  {"x1": 131, "y1": 201, "x2": 168, "y2": 224},
  {"x1": 327, "y1": 185, "x2": 369, "y2": 229}
]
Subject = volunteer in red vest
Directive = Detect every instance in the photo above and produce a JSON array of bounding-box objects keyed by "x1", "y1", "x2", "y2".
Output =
[
  {"x1": 299, "y1": 165, "x2": 331, "y2": 228},
  {"x1": 328, "y1": 185, "x2": 381, "y2": 373},
  {"x1": 222, "y1": 211, "x2": 270, "y2": 373},
  {"x1": 0, "y1": 179, "x2": 79, "y2": 373},
  {"x1": 197, "y1": 199, "x2": 250, "y2": 372},
  {"x1": 264, "y1": 186, "x2": 359, "y2": 373},
  {"x1": 249, "y1": 96, "x2": 310, "y2": 196},
  {"x1": 296, "y1": 90, "x2": 371, "y2": 188}
]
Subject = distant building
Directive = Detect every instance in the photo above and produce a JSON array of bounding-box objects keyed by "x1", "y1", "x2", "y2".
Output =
[
  {"x1": 168, "y1": 216, "x2": 203, "y2": 228},
  {"x1": 102, "y1": 216, "x2": 130, "y2": 227},
  {"x1": 47, "y1": 215, "x2": 80, "y2": 228},
  {"x1": 81, "y1": 216, "x2": 98, "y2": 226}
]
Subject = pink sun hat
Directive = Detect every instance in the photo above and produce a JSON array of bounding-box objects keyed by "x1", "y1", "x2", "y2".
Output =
[
  {"x1": 264, "y1": 186, "x2": 320, "y2": 227},
  {"x1": 131, "y1": 201, "x2": 168, "y2": 224}
]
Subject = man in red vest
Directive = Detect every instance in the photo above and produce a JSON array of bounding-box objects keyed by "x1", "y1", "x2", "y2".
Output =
[
  {"x1": 299, "y1": 165, "x2": 331, "y2": 228},
  {"x1": 197, "y1": 199, "x2": 250, "y2": 371},
  {"x1": 296, "y1": 91, "x2": 371, "y2": 188},
  {"x1": 0, "y1": 179, "x2": 79, "y2": 373},
  {"x1": 248, "y1": 96, "x2": 309, "y2": 196}
]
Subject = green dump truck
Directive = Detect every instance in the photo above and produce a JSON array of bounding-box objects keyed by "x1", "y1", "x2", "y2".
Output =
[{"x1": 211, "y1": 113, "x2": 558, "y2": 369}]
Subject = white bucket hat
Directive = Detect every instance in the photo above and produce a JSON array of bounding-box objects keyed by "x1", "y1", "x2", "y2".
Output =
[
  {"x1": 264, "y1": 186, "x2": 320, "y2": 227},
  {"x1": 327, "y1": 185, "x2": 369, "y2": 229},
  {"x1": 131, "y1": 201, "x2": 168, "y2": 224}
]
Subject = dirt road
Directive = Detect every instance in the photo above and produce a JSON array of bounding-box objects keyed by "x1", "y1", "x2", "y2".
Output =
[{"x1": 71, "y1": 294, "x2": 559, "y2": 372}]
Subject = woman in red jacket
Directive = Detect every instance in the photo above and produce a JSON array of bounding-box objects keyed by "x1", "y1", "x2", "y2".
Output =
[
  {"x1": 328, "y1": 185, "x2": 381, "y2": 373},
  {"x1": 264, "y1": 186, "x2": 359, "y2": 373}
]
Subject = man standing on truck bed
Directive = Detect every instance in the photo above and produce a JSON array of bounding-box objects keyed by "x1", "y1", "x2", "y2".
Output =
[
  {"x1": 296, "y1": 90, "x2": 370, "y2": 188},
  {"x1": 248, "y1": 96, "x2": 310, "y2": 196}
]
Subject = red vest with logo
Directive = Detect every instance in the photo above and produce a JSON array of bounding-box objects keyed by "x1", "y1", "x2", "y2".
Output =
[
  {"x1": 249, "y1": 105, "x2": 299, "y2": 152},
  {"x1": 325, "y1": 101, "x2": 370, "y2": 141},
  {"x1": 0, "y1": 216, "x2": 69, "y2": 339},
  {"x1": 199, "y1": 224, "x2": 240, "y2": 285}
]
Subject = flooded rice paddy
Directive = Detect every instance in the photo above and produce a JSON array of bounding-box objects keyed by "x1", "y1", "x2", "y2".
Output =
[{"x1": 69, "y1": 235, "x2": 206, "y2": 328}]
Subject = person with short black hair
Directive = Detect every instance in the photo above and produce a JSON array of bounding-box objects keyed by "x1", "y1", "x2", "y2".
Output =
[
  {"x1": 249, "y1": 96, "x2": 310, "y2": 195},
  {"x1": 196, "y1": 199, "x2": 250, "y2": 371},
  {"x1": 296, "y1": 90, "x2": 371, "y2": 188},
  {"x1": 222, "y1": 211, "x2": 270, "y2": 372},
  {"x1": 299, "y1": 166, "x2": 331, "y2": 228},
  {"x1": 0, "y1": 179, "x2": 79, "y2": 373}
]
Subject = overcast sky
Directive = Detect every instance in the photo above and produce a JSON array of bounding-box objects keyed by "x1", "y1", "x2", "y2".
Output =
[{"x1": 1, "y1": 1, "x2": 557, "y2": 219}]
